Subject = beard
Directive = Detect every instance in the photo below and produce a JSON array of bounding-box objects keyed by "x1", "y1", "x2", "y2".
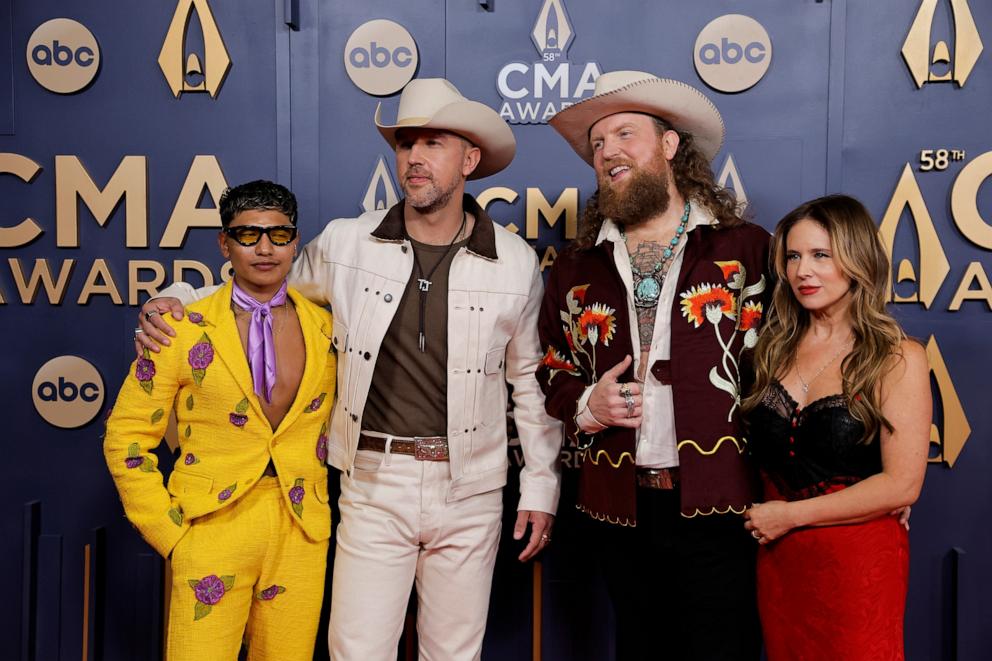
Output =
[
  {"x1": 402, "y1": 169, "x2": 459, "y2": 215},
  {"x1": 596, "y1": 156, "x2": 672, "y2": 228}
]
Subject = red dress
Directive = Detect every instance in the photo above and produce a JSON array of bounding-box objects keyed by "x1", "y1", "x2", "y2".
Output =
[{"x1": 748, "y1": 383, "x2": 909, "y2": 661}]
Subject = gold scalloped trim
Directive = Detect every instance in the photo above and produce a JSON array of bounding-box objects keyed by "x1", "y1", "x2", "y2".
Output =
[
  {"x1": 681, "y1": 503, "x2": 748, "y2": 519},
  {"x1": 676, "y1": 435, "x2": 747, "y2": 456},
  {"x1": 580, "y1": 448, "x2": 636, "y2": 468},
  {"x1": 575, "y1": 503, "x2": 636, "y2": 527}
]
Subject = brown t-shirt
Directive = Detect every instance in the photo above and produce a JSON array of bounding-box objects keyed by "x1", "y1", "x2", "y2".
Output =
[{"x1": 361, "y1": 237, "x2": 470, "y2": 436}]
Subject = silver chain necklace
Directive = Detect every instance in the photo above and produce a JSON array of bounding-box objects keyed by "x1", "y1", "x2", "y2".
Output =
[{"x1": 796, "y1": 341, "x2": 851, "y2": 394}]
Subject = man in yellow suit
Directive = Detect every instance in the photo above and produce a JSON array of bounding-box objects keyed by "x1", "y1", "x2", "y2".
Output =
[{"x1": 104, "y1": 180, "x2": 336, "y2": 660}]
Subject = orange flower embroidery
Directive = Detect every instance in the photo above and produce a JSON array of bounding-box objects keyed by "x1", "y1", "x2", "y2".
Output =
[
  {"x1": 739, "y1": 301, "x2": 763, "y2": 330},
  {"x1": 577, "y1": 304, "x2": 616, "y2": 346},
  {"x1": 565, "y1": 328, "x2": 577, "y2": 352},
  {"x1": 715, "y1": 260, "x2": 743, "y2": 285},
  {"x1": 541, "y1": 346, "x2": 576, "y2": 371},
  {"x1": 570, "y1": 284, "x2": 590, "y2": 306},
  {"x1": 680, "y1": 284, "x2": 737, "y2": 328}
]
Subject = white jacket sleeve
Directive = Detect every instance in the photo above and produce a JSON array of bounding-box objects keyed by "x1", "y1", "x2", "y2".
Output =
[
  {"x1": 505, "y1": 259, "x2": 563, "y2": 515},
  {"x1": 156, "y1": 282, "x2": 220, "y2": 305},
  {"x1": 287, "y1": 224, "x2": 335, "y2": 306}
]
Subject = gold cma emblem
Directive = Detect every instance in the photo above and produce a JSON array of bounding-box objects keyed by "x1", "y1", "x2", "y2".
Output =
[
  {"x1": 879, "y1": 165, "x2": 950, "y2": 307},
  {"x1": 716, "y1": 154, "x2": 749, "y2": 207},
  {"x1": 158, "y1": 0, "x2": 231, "y2": 98},
  {"x1": 902, "y1": 0, "x2": 983, "y2": 88},
  {"x1": 925, "y1": 336, "x2": 971, "y2": 467},
  {"x1": 532, "y1": 0, "x2": 574, "y2": 57},
  {"x1": 361, "y1": 156, "x2": 399, "y2": 213}
]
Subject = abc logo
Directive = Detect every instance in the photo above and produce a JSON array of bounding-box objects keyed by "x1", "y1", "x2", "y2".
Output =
[
  {"x1": 26, "y1": 18, "x2": 101, "y2": 94},
  {"x1": 348, "y1": 42, "x2": 414, "y2": 69},
  {"x1": 27, "y1": 18, "x2": 100, "y2": 94},
  {"x1": 694, "y1": 14, "x2": 772, "y2": 93},
  {"x1": 32, "y1": 356, "x2": 105, "y2": 429},
  {"x1": 344, "y1": 19, "x2": 418, "y2": 96}
]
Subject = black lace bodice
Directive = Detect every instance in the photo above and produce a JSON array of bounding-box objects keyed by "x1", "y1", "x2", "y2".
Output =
[{"x1": 746, "y1": 381, "x2": 882, "y2": 500}]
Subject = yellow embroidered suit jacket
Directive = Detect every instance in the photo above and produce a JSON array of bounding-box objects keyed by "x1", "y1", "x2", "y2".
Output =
[{"x1": 104, "y1": 281, "x2": 336, "y2": 558}]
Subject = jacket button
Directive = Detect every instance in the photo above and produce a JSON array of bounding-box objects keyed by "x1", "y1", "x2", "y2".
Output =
[
  {"x1": 384, "y1": 294, "x2": 393, "y2": 303},
  {"x1": 363, "y1": 352, "x2": 371, "y2": 360},
  {"x1": 351, "y1": 413, "x2": 358, "y2": 422}
]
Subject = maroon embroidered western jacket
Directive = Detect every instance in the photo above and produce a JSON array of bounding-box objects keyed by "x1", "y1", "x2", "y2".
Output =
[{"x1": 537, "y1": 217, "x2": 771, "y2": 524}]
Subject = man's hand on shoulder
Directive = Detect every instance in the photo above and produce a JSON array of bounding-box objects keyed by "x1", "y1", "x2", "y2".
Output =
[{"x1": 135, "y1": 298, "x2": 184, "y2": 358}]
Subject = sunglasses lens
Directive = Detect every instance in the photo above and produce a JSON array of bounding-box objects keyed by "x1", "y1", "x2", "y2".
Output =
[
  {"x1": 269, "y1": 227, "x2": 295, "y2": 244},
  {"x1": 231, "y1": 227, "x2": 261, "y2": 245}
]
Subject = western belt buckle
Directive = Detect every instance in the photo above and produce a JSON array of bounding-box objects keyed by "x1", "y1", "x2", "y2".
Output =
[{"x1": 414, "y1": 436, "x2": 448, "y2": 461}]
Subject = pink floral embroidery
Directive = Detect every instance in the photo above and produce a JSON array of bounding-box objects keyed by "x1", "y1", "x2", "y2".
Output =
[
  {"x1": 289, "y1": 478, "x2": 305, "y2": 517},
  {"x1": 217, "y1": 483, "x2": 237, "y2": 502},
  {"x1": 135, "y1": 349, "x2": 156, "y2": 394},
  {"x1": 229, "y1": 397, "x2": 249, "y2": 428},
  {"x1": 188, "y1": 333, "x2": 214, "y2": 385},
  {"x1": 316, "y1": 423, "x2": 328, "y2": 462},
  {"x1": 189, "y1": 574, "x2": 235, "y2": 620},
  {"x1": 257, "y1": 585, "x2": 286, "y2": 601},
  {"x1": 305, "y1": 393, "x2": 327, "y2": 412}
]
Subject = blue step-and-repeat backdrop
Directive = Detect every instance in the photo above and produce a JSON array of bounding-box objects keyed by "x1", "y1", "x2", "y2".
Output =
[{"x1": 2, "y1": 1, "x2": 990, "y2": 659}]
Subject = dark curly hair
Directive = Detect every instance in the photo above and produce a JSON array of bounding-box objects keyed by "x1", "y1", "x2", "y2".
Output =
[
  {"x1": 219, "y1": 180, "x2": 298, "y2": 227},
  {"x1": 572, "y1": 115, "x2": 744, "y2": 251}
]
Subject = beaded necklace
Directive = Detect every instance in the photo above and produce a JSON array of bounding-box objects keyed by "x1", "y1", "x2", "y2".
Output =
[{"x1": 620, "y1": 201, "x2": 690, "y2": 308}]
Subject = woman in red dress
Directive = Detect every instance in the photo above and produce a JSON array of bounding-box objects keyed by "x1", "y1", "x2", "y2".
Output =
[{"x1": 742, "y1": 195, "x2": 930, "y2": 660}]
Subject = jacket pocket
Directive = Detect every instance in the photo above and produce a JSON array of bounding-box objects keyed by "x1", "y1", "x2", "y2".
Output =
[
  {"x1": 313, "y1": 477, "x2": 330, "y2": 504},
  {"x1": 481, "y1": 347, "x2": 508, "y2": 427},
  {"x1": 169, "y1": 469, "x2": 213, "y2": 496},
  {"x1": 331, "y1": 318, "x2": 349, "y2": 353},
  {"x1": 484, "y1": 347, "x2": 505, "y2": 375}
]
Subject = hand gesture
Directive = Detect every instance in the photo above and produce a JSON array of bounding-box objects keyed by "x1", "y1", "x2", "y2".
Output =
[{"x1": 587, "y1": 355, "x2": 642, "y2": 428}]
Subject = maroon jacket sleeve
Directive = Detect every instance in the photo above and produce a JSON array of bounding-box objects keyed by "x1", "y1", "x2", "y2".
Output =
[{"x1": 536, "y1": 255, "x2": 591, "y2": 443}]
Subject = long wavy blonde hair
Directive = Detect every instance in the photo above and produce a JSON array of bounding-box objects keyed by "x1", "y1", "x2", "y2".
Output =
[{"x1": 742, "y1": 195, "x2": 906, "y2": 443}]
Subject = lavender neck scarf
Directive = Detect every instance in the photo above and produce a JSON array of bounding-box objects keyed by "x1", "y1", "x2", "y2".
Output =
[{"x1": 231, "y1": 280, "x2": 288, "y2": 403}]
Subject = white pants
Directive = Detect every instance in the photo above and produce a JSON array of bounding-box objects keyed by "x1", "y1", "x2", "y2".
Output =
[{"x1": 328, "y1": 448, "x2": 503, "y2": 661}]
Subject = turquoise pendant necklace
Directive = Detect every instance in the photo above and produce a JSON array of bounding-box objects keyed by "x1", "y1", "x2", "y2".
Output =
[{"x1": 621, "y1": 202, "x2": 690, "y2": 309}]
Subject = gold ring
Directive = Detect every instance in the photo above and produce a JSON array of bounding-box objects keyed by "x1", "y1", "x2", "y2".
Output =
[{"x1": 619, "y1": 382, "x2": 631, "y2": 397}]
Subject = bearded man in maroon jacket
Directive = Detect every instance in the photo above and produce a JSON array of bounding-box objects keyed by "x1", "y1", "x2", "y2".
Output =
[{"x1": 539, "y1": 71, "x2": 770, "y2": 661}]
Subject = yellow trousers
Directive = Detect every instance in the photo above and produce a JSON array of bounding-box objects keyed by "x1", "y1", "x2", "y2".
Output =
[{"x1": 166, "y1": 475, "x2": 328, "y2": 661}]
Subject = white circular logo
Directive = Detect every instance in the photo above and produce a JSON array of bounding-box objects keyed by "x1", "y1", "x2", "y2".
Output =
[
  {"x1": 32, "y1": 356, "x2": 105, "y2": 428},
  {"x1": 344, "y1": 19, "x2": 418, "y2": 96},
  {"x1": 694, "y1": 14, "x2": 771, "y2": 93},
  {"x1": 26, "y1": 18, "x2": 101, "y2": 94}
]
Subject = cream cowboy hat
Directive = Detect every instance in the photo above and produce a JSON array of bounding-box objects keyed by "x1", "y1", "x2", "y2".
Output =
[
  {"x1": 549, "y1": 70, "x2": 725, "y2": 164},
  {"x1": 375, "y1": 78, "x2": 516, "y2": 180}
]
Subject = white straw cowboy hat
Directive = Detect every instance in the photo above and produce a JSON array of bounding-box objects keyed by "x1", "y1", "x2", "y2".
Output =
[
  {"x1": 375, "y1": 78, "x2": 516, "y2": 180},
  {"x1": 549, "y1": 70, "x2": 725, "y2": 164}
]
